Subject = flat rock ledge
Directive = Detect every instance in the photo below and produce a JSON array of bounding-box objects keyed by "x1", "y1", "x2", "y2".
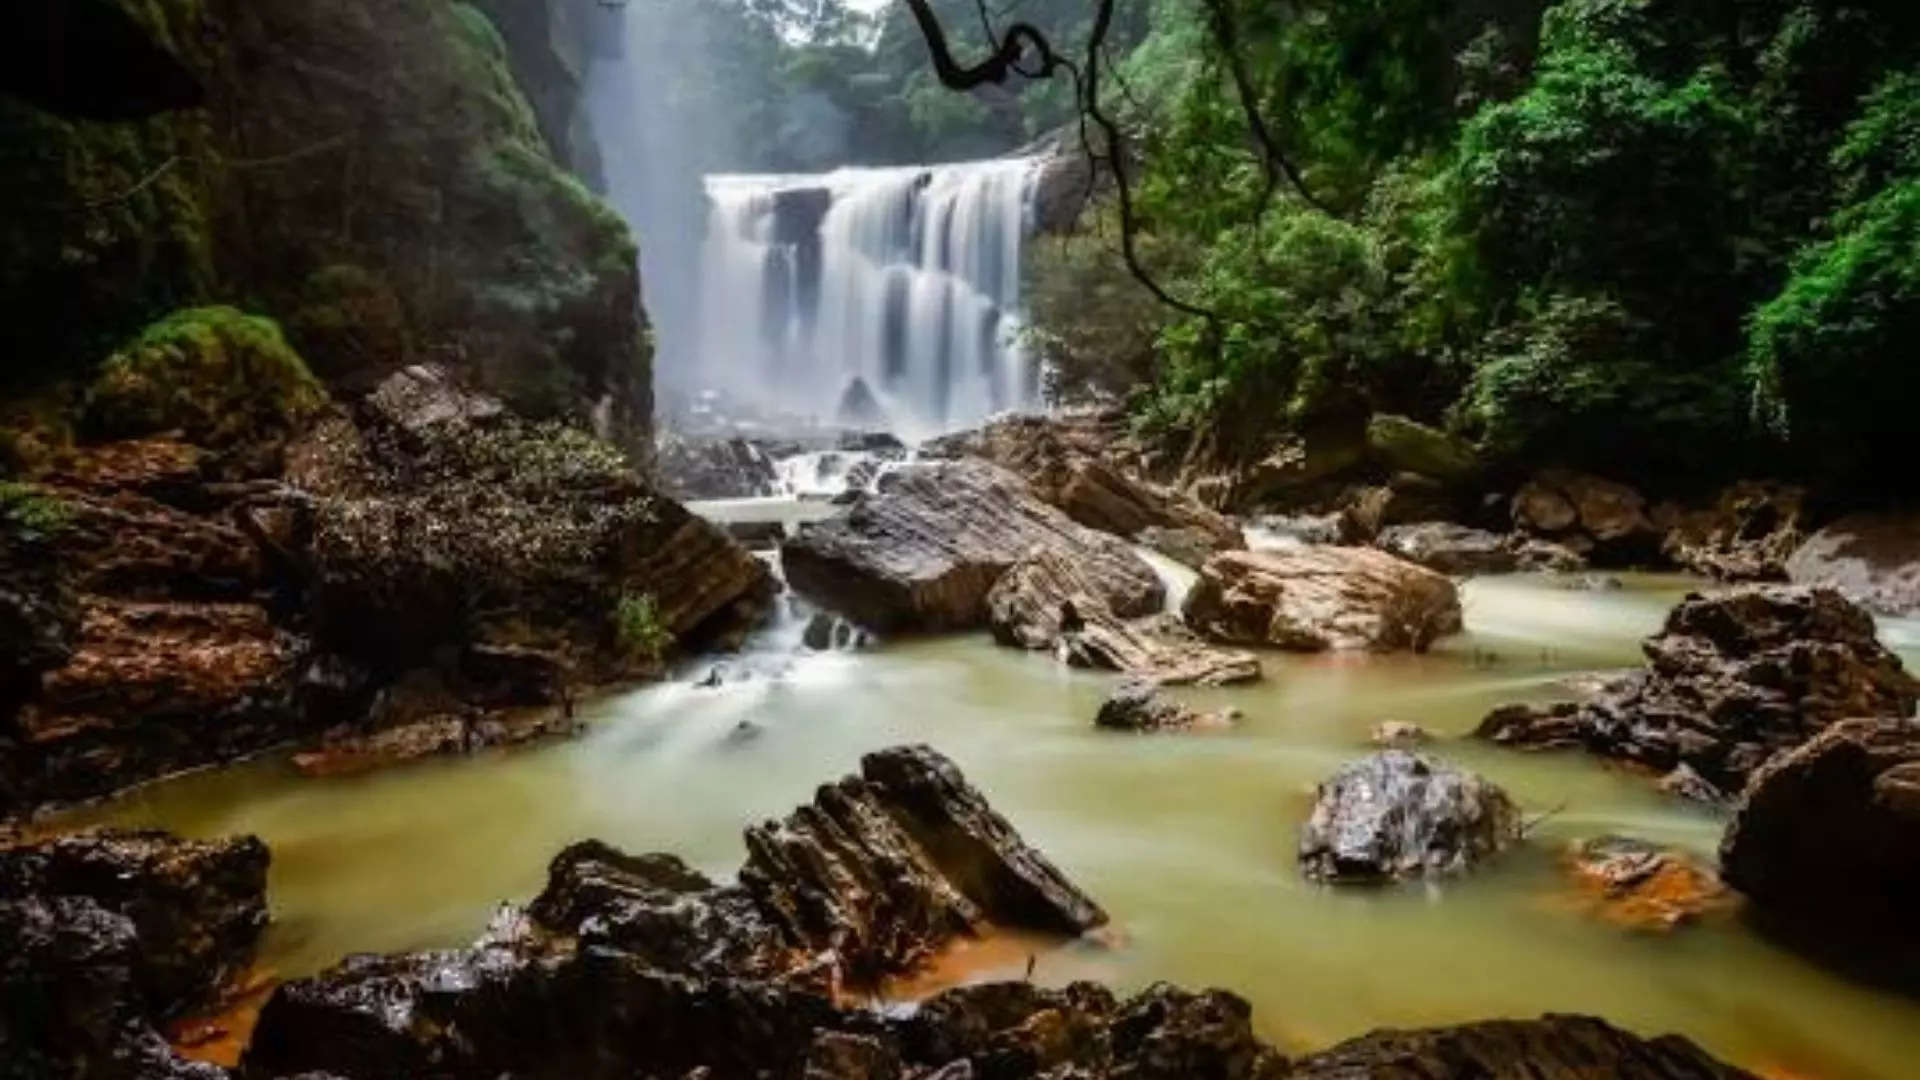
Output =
[
  {"x1": 1476, "y1": 586, "x2": 1918, "y2": 801},
  {"x1": 1299, "y1": 751, "x2": 1523, "y2": 884},
  {"x1": 1184, "y1": 547, "x2": 1463, "y2": 653},
  {"x1": 781, "y1": 459, "x2": 1164, "y2": 633}
]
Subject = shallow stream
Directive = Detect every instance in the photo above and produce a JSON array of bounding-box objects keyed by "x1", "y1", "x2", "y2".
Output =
[{"x1": 77, "y1": 567, "x2": 1920, "y2": 1079}]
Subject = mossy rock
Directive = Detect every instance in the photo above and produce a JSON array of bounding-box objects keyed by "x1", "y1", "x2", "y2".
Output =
[
  {"x1": 286, "y1": 264, "x2": 413, "y2": 380},
  {"x1": 1366, "y1": 414, "x2": 1482, "y2": 485},
  {"x1": 86, "y1": 306, "x2": 327, "y2": 449}
]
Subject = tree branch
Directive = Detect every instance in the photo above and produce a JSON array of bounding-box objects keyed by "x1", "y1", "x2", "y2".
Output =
[{"x1": 1198, "y1": 0, "x2": 1330, "y2": 215}]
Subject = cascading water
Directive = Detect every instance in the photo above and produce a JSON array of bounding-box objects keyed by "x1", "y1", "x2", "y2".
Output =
[{"x1": 697, "y1": 160, "x2": 1042, "y2": 437}]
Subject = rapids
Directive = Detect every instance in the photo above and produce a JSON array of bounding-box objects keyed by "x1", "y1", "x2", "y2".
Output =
[{"x1": 74, "y1": 569, "x2": 1920, "y2": 1080}]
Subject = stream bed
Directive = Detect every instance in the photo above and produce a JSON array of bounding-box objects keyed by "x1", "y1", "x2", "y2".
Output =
[{"x1": 75, "y1": 571, "x2": 1920, "y2": 1079}]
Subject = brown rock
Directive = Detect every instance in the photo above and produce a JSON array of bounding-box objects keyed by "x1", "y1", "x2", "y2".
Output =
[
  {"x1": 1786, "y1": 511, "x2": 1920, "y2": 616},
  {"x1": 1376, "y1": 522, "x2": 1584, "y2": 576},
  {"x1": 1477, "y1": 586, "x2": 1919, "y2": 799},
  {"x1": 1659, "y1": 482, "x2": 1805, "y2": 581},
  {"x1": 1292, "y1": 1014, "x2": 1755, "y2": 1079},
  {"x1": 56, "y1": 490, "x2": 267, "y2": 601},
  {"x1": 1720, "y1": 718, "x2": 1920, "y2": 967},
  {"x1": 988, "y1": 550, "x2": 1260, "y2": 686},
  {"x1": 782, "y1": 460, "x2": 1163, "y2": 633},
  {"x1": 1183, "y1": 547, "x2": 1463, "y2": 653},
  {"x1": 923, "y1": 413, "x2": 1242, "y2": 552},
  {"x1": 1513, "y1": 470, "x2": 1656, "y2": 562}
]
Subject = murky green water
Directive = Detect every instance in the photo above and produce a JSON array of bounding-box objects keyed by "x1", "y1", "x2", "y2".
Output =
[{"x1": 79, "y1": 571, "x2": 1920, "y2": 1079}]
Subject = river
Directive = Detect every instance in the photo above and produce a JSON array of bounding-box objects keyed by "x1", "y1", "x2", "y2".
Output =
[{"x1": 73, "y1": 566, "x2": 1920, "y2": 1079}]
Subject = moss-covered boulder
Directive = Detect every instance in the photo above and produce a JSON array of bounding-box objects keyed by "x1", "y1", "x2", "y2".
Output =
[
  {"x1": 1365, "y1": 414, "x2": 1482, "y2": 485},
  {"x1": 85, "y1": 306, "x2": 325, "y2": 456}
]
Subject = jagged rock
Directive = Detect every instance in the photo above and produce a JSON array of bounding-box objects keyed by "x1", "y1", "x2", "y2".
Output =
[
  {"x1": 0, "y1": 829, "x2": 268, "y2": 1020},
  {"x1": 1561, "y1": 836, "x2": 1729, "y2": 932},
  {"x1": 0, "y1": 504, "x2": 78, "y2": 711},
  {"x1": 924, "y1": 413, "x2": 1242, "y2": 553},
  {"x1": 41, "y1": 437, "x2": 209, "y2": 500},
  {"x1": 1183, "y1": 548, "x2": 1463, "y2": 653},
  {"x1": 1235, "y1": 426, "x2": 1369, "y2": 510},
  {"x1": 1290, "y1": 1014, "x2": 1755, "y2": 1079},
  {"x1": 1299, "y1": 752, "x2": 1522, "y2": 883},
  {"x1": 55, "y1": 489, "x2": 268, "y2": 600},
  {"x1": 1657, "y1": 482, "x2": 1805, "y2": 581},
  {"x1": 1720, "y1": 718, "x2": 1920, "y2": 969},
  {"x1": 1786, "y1": 511, "x2": 1920, "y2": 616},
  {"x1": 1095, "y1": 680, "x2": 1240, "y2": 732},
  {"x1": 653, "y1": 432, "x2": 781, "y2": 500},
  {"x1": 292, "y1": 710, "x2": 579, "y2": 778},
  {"x1": 1476, "y1": 586, "x2": 1919, "y2": 799},
  {"x1": 362, "y1": 363, "x2": 506, "y2": 434},
  {"x1": 1376, "y1": 522, "x2": 1584, "y2": 576},
  {"x1": 988, "y1": 550, "x2": 1260, "y2": 686},
  {"x1": 11, "y1": 600, "x2": 305, "y2": 809},
  {"x1": 782, "y1": 460, "x2": 1163, "y2": 633}
]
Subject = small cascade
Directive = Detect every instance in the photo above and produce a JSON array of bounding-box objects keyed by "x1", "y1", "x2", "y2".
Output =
[{"x1": 697, "y1": 159, "x2": 1042, "y2": 438}]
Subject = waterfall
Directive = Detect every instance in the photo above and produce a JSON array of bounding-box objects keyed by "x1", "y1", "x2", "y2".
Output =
[{"x1": 696, "y1": 160, "x2": 1042, "y2": 438}]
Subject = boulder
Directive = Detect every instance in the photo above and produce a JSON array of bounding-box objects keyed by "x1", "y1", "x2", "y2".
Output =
[
  {"x1": 1364, "y1": 414, "x2": 1479, "y2": 483},
  {"x1": 1299, "y1": 751, "x2": 1523, "y2": 883},
  {"x1": 1561, "y1": 836, "x2": 1729, "y2": 932},
  {"x1": 1235, "y1": 426, "x2": 1369, "y2": 509},
  {"x1": 653, "y1": 432, "x2": 780, "y2": 500},
  {"x1": 1719, "y1": 718, "x2": 1920, "y2": 966},
  {"x1": 1512, "y1": 469, "x2": 1656, "y2": 563},
  {"x1": 1786, "y1": 511, "x2": 1920, "y2": 616},
  {"x1": 781, "y1": 460, "x2": 1163, "y2": 633},
  {"x1": 1657, "y1": 482, "x2": 1805, "y2": 581},
  {"x1": 1376, "y1": 522, "x2": 1583, "y2": 576},
  {"x1": 1183, "y1": 547, "x2": 1463, "y2": 653},
  {"x1": 1095, "y1": 680, "x2": 1240, "y2": 732},
  {"x1": 1477, "y1": 586, "x2": 1919, "y2": 799},
  {"x1": 924, "y1": 413, "x2": 1242, "y2": 553},
  {"x1": 988, "y1": 550, "x2": 1260, "y2": 686},
  {"x1": 1291, "y1": 1014, "x2": 1755, "y2": 1079},
  {"x1": 0, "y1": 829, "x2": 268, "y2": 1019}
]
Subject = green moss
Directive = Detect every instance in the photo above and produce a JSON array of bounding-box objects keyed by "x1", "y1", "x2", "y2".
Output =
[
  {"x1": 1366, "y1": 414, "x2": 1480, "y2": 483},
  {"x1": 286, "y1": 264, "x2": 412, "y2": 379},
  {"x1": 613, "y1": 591, "x2": 673, "y2": 662},
  {"x1": 0, "y1": 482, "x2": 69, "y2": 546},
  {"x1": 86, "y1": 306, "x2": 327, "y2": 448}
]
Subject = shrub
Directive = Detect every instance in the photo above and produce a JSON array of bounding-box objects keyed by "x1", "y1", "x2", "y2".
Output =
[
  {"x1": 85, "y1": 306, "x2": 326, "y2": 449},
  {"x1": 614, "y1": 591, "x2": 674, "y2": 662}
]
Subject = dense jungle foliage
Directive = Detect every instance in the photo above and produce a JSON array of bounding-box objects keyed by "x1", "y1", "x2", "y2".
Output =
[{"x1": 1015, "y1": 0, "x2": 1920, "y2": 494}]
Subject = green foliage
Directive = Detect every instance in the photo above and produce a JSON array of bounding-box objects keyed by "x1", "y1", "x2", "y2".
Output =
[
  {"x1": 614, "y1": 592, "x2": 674, "y2": 662},
  {"x1": 0, "y1": 482, "x2": 69, "y2": 546},
  {"x1": 1023, "y1": 204, "x2": 1175, "y2": 404},
  {"x1": 86, "y1": 306, "x2": 326, "y2": 448}
]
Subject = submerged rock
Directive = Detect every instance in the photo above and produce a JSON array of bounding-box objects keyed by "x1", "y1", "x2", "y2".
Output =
[
  {"x1": 781, "y1": 460, "x2": 1162, "y2": 633},
  {"x1": 989, "y1": 550, "x2": 1260, "y2": 686},
  {"x1": 1291, "y1": 1014, "x2": 1755, "y2": 1079},
  {"x1": 1183, "y1": 547, "x2": 1462, "y2": 653},
  {"x1": 1095, "y1": 680, "x2": 1240, "y2": 732},
  {"x1": 1369, "y1": 721, "x2": 1430, "y2": 748},
  {"x1": 1720, "y1": 718, "x2": 1920, "y2": 971},
  {"x1": 1477, "y1": 586, "x2": 1919, "y2": 799},
  {"x1": 1299, "y1": 751, "x2": 1523, "y2": 884},
  {"x1": 1786, "y1": 511, "x2": 1920, "y2": 616},
  {"x1": 1561, "y1": 836, "x2": 1730, "y2": 932}
]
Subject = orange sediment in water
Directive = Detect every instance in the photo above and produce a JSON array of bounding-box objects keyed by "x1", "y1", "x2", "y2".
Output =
[{"x1": 168, "y1": 967, "x2": 280, "y2": 1068}]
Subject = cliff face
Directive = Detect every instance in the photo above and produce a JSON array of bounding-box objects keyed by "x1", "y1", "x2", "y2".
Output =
[{"x1": 0, "y1": 0, "x2": 650, "y2": 459}]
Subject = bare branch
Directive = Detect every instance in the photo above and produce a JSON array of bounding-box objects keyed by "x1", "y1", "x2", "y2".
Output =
[{"x1": 1197, "y1": 0, "x2": 1330, "y2": 215}]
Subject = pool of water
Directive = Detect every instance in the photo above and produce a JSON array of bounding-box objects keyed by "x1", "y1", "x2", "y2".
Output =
[{"x1": 78, "y1": 572, "x2": 1920, "y2": 1079}]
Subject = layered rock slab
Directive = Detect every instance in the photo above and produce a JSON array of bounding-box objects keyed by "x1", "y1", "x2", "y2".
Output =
[
  {"x1": 989, "y1": 550, "x2": 1259, "y2": 685},
  {"x1": 1477, "y1": 586, "x2": 1918, "y2": 799},
  {"x1": 1184, "y1": 547, "x2": 1462, "y2": 653},
  {"x1": 1291, "y1": 1014, "x2": 1755, "y2": 1079},
  {"x1": 782, "y1": 460, "x2": 1163, "y2": 633}
]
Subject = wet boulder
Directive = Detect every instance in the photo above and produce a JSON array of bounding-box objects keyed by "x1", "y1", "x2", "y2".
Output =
[
  {"x1": 1719, "y1": 718, "x2": 1920, "y2": 968},
  {"x1": 1096, "y1": 679, "x2": 1240, "y2": 732},
  {"x1": 1477, "y1": 586, "x2": 1919, "y2": 799},
  {"x1": 923, "y1": 412, "x2": 1243, "y2": 553},
  {"x1": 652, "y1": 431, "x2": 781, "y2": 500},
  {"x1": 1291, "y1": 1014, "x2": 1755, "y2": 1079},
  {"x1": 1786, "y1": 511, "x2": 1920, "y2": 616},
  {"x1": 1299, "y1": 752, "x2": 1523, "y2": 883},
  {"x1": 1561, "y1": 836, "x2": 1729, "y2": 932},
  {"x1": 781, "y1": 460, "x2": 1163, "y2": 633},
  {"x1": 1183, "y1": 547, "x2": 1462, "y2": 653},
  {"x1": 0, "y1": 828, "x2": 269, "y2": 1019},
  {"x1": 988, "y1": 550, "x2": 1260, "y2": 686}
]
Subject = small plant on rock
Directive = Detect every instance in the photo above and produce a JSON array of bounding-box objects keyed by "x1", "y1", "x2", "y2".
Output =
[
  {"x1": 0, "y1": 482, "x2": 68, "y2": 545},
  {"x1": 614, "y1": 591, "x2": 674, "y2": 663}
]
